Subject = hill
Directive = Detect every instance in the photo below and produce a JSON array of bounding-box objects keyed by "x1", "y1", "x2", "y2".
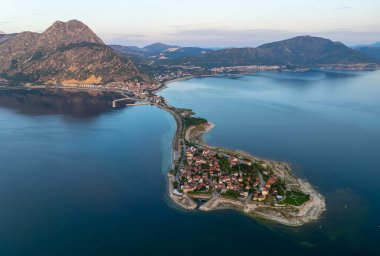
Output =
[
  {"x1": 356, "y1": 47, "x2": 380, "y2": 63},
  {"x1": 143, "y1": 43, "x2": 176, "y2": 54},
  {"x1": 111, "y1": 43, "x2": 213, "y2": 60},
  {"x1": 0, "y1": 32, "x2": 16, "y2": 43},
  {"x1": 352, "y1": 41, "x2": 380, "y2": 49},
  {"x1": 181, "y1": 36, "x2": 374, "y2": 68},
  {"x1": 0, "y1": 20, "x2": 144, "y2": 84}
]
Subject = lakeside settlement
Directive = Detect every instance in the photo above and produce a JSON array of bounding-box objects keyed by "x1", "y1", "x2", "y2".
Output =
[
  {"x1": 1, "y1": 73, "x2": 326, "y2": 226},
  {"x1": 163, "y1": 104, "x2": 326, "y2": 226}
]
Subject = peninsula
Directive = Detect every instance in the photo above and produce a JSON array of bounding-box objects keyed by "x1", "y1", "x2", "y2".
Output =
[
  {"x1": 155, "y1": 89, "x2": 326, "y2": 226},
  {"x1": 103, "y1": 78, "x2": 326, "y2": 226}
]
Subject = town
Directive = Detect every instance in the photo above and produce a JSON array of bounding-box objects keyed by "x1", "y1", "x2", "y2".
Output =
[{"x1": 172, "y1": 143, "x2": 288, "y2": 204}]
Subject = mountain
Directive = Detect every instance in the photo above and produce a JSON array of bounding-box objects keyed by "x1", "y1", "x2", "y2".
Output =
[
  {"x1": 0, "y1": 32, "x2": 16, "y2": 43},
  {"x1": 34, "y1": 20, "x2": 103, "y2": 51},
  {"x1": 163, "y1": 47, "x2": 213, "y2": 59},
  {"x1": 183, "y1": 36, "x2": 374, "y2": 68},
  {"x1": 109, "y1": 45, "x2": 147, "y2": 57},
  {"x1": 257, "y1": 36, "x2": 371, "y2": 65},
  {"x1": 355, "y1": 47, "x2": 380, "y2": 63},
  {"x1": 111, "y1": 44, "x2": 213, "y2": 63},
  {"x1": 0, "y1": 20, "x2": 144, "y2": 84},
  {"x1": 352, "y1": 41, "x2": 380, "y2": 49},
  {"x1": 143, "y1": 43, "x2": 176, "y2": 54}
]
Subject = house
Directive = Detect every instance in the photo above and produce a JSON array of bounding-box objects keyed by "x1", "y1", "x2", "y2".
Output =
[
  {"x1": 202, "y1": 148, "x2": 210, "y2": 156},
  {"x1": 258, "y1": 195, "x2": 266, "y2": 202},
  {"x1": 240, "y1": 191, "x2": 249, "y2": 199}
]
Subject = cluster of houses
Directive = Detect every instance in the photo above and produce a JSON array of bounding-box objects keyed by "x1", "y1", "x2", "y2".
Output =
[
  {"x1": 210, "y1": 65, "x2": 282, "y2": 73},
  {"x1": 152, "y1": 65, "x2": 205, "y2": 82},
  {"x1": 105, "y1": 81, "x2": 160, "y2": 98},
  {"x1": 177, "y1": 145, "x2": 283, "y2": 202},
  {"x1": 153, "y1": 70, "x2": 191, "y2": 82},
  {"x1": 252, "y1": 176, "x2": 280, "y2": 202}
]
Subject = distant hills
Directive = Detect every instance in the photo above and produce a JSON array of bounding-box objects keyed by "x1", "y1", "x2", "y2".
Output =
[
  {"x1": 352, "y1": 42, "x2": 380, "y2": 49},
  {"x1": 0, "y1": 20, "x2": 144, "y2": 84},
  {"x1": 170, "y1": 36, "x2": 375, "y2": 68},
  {"x1": 356, "y1": 47, "x2": 380, "y2": 62},
  {"x1": 110, "y1": 43, "x2": 213, "y2": 60},
  {"x1": 143, "y1": 43, "x2": 176, "y2": 54},
  {"x1": 352, "y1": 42, "x2": 380, "y2": 63},
  {"x1": 112, "y1": 36, "x2": 378, "y2": 69}
]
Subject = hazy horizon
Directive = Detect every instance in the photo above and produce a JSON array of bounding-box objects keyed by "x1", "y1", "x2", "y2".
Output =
[{"x1": 1, "y1": 0, "x2": 380, "y2": 47}]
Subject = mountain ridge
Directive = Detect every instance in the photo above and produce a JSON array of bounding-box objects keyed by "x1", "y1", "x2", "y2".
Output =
[{"x1": 175, "y1": 35, "x2": 375, "y2": 68}]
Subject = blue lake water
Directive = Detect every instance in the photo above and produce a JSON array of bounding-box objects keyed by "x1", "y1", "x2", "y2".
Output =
[{"x1": 0, "y1": 70, "x2": 380, "y2": 255}]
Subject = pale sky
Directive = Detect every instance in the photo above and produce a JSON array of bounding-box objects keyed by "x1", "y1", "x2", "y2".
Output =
[{"x1": 1, "y1": 0, "x2": 379, "y2": 47}]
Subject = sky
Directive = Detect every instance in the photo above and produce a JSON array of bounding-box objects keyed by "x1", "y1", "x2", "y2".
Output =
[{"x1": 1, "y1": 0, "x2": 379, "y2": 47}]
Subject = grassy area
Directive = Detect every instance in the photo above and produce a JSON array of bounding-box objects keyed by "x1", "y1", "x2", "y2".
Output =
[
  {"x1": 283, "y1": 190, "x2": 310, "y2": 206},
  {"x1": 184, "y1": 116, "x2": 208, "y2": 127},
  {"x1": 221, "y1": 190, "x2": 240, "y2": 199}
]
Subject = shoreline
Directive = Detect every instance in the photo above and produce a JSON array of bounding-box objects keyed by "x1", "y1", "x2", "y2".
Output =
[
  {"x1": 152, "y1": 66, "x2": 380, "y2": 94},
  {"x1": 163, "y1": 79, "x2": 326, "y2": 226}
]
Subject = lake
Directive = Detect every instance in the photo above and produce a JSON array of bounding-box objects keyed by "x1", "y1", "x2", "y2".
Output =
[{"x1": 0, "y1": 70, "x2": 379, "y2": 255}]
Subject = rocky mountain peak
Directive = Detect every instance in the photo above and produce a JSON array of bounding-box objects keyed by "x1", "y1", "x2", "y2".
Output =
[{"x1": 35, "y1": 19, "x2": 103, "y2": 51}]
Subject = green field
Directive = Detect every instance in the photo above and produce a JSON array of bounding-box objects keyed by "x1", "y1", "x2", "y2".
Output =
[
  {"x1": 221, "y1": 190, "x2": 240, "y2": 199},
  {"x1": 283, "y1": 190, "x2": 310, "y2": 206}
]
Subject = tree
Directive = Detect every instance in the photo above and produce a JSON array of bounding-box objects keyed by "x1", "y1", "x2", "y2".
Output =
[{"x1": 173, "y1": 181, "x2": 179, "y2": 189}]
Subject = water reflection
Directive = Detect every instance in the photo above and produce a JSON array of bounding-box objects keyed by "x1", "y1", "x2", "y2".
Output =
[{"x1": 0, "y1": 89, "x2": 126, "y2": 117}]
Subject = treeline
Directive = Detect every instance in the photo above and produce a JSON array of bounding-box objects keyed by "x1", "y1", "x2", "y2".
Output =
[{"x1": 184, "y1": 116, "x2": 208, "y2": 126}]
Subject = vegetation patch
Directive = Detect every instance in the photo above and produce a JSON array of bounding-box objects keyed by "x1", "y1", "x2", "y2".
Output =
[
  {"x1": 184, "y1": 116, "x2": 208, "y2": 126},
  {"x1": 283, "y1": 190, "x2": 310, "y2": 206},
  {"x1": 221, "y1": 190, "x2": 240, "y2": 199}
]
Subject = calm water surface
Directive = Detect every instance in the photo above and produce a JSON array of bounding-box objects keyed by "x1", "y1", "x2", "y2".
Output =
[{"x1": 0, "y1": 70, "x2": 379, "y2": 255}]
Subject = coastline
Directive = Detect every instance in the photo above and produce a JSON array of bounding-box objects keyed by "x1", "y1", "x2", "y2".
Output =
[{"x1": 163, "y1": 79, "x2": 326, "y2": 227}]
